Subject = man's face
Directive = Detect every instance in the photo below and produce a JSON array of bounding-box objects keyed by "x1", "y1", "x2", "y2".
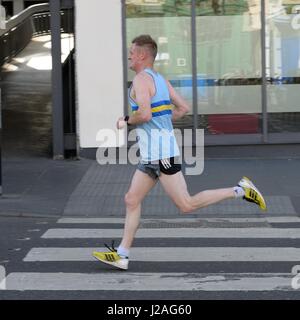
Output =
[{"x1": 128, "y1": 43, "x2": 142, "y2": 71}]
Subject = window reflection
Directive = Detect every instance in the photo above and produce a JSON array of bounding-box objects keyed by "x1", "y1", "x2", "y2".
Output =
[
  {"x1": 266, "y1": 0, "x2": 300, "y2": 133},
  {"x1": 125, "y1": 1, "x2": 300, "y2": 135}
]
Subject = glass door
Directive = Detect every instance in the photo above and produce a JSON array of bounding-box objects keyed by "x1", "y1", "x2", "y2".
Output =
[
  {"x1": 266, "y1": 0, "x2": 300, "y2": 135},
  {"x1": 195, "y1": 0, "x2": 263, "y2": 137}
]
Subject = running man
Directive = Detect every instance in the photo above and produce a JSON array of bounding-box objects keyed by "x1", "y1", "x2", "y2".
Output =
[{"x1": 93, "y1": 35, "x2": 267, "y2": 270}]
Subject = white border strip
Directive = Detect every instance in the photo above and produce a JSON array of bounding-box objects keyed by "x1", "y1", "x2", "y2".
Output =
[
  {"x1": 24, "y1": 247, "x2": 300, "y2": 262},
  {"x1": 42, "y1": 228, "x2": 300, "y2": 239},
  {"x1": 3, "y1": 272, "x2": 295, "y2": 291},
  {"x1": 57, "y1": 217, "x2": 300, "y2": 224}
]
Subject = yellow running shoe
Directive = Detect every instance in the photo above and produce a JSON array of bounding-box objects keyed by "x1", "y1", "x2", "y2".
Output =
[
  {"x1": 238, "y1": 176, "x2": 267, "y2": 211},
  {"x1": 92, "y1": 241, "x2": 129, "y2": 270}
]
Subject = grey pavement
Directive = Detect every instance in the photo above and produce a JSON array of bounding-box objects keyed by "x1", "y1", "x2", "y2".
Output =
[
  {"x1": 0, "y1": 36, "x2": 300, "y2": 219},
  {"x1": 0, "y1": 145, "x2": 299, "y2": 218}
]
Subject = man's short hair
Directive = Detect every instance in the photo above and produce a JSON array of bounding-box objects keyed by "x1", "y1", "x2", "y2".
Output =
[{"x1": 132, "y1": 35, "x2": 158, "y2": 60}]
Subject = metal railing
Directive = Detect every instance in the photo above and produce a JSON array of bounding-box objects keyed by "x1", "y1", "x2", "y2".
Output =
[{"x1": 0, "y1": 3, "x2": 74, "y2": 66}]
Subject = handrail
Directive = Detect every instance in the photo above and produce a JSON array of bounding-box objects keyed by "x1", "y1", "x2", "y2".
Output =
[
  {"x1": 0, "y1": 3, "x2": 73, "y2": 67},
  {"x1": 0, "y1": 3, "x2": 49, "y2": 37}
]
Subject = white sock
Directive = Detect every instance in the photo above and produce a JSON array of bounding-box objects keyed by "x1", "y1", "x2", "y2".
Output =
[
  {"x1": 233, "y1": 186, "x2": 245, "y2": 198},
  {"x1": 117, "y1": 246, "x2": 129, "y2": 259}
]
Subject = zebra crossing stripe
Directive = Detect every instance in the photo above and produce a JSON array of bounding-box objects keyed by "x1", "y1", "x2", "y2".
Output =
[
  {"x1": 23, "y1": 247, "x2": 300, "y2": 262},
  {"x1": 2, "y1": 272, "x2": 295, "y2": 291},
  {"x1": 58, "y1": 218, "x2": 126, "y2": 224},
  {"x1": 41, "y1": 228, "x2": 300, "y2": 239},
  {"x1": 57, "y1": 217, "x2": 300, "y2": 224}
]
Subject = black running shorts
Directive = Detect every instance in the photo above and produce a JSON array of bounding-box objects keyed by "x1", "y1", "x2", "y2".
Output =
[{"x1": 137, "y1": 156, "x2": 182, "y2": 179}]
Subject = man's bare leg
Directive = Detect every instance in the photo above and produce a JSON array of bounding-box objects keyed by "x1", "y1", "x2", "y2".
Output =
[
  {"x1": 119, "y1": 169, "x2": 157, "y2": 250},
  {"x1": 159, "y1": 171, "x2": 235, "y2": 213},
  {"x1": 92, "y1": 169, "x2": 156, "y2": 268}
]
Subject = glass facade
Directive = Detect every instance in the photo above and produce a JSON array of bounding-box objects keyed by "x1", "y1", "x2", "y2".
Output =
[{"x1": 124, "y1": 0, "x2": 300, "y2": 144}]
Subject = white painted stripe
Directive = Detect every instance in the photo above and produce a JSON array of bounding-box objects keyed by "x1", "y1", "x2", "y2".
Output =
[
  {"x1": 23, "y1": 247, "x2": 300, "y2": 262},
  {"x1": 2, "y1": 272, "x2": 294, "y2": 291},
  {"x1": 57, "y1": 217, "x2": 300, "y2": 224},
  {"x1": 42, "y1": 228, "x2": 300, "y2": 239},
  {"x1": 58, "y1": 218, "x2": 126, "y2": 224}
]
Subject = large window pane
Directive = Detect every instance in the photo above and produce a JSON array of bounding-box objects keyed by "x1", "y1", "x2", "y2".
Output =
[
  {"x1": 126, "y1": 0, "x2": 193, "y2": 128},
  {"x1": 266, "y1": 0, "x2": 300, "y2": 133},
  {"x1": 196, "y1": 0, "x2": 263, "y2": 135}
]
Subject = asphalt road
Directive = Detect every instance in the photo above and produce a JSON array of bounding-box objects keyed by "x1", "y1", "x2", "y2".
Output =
[{"x1": 1, "y1": 215, "x2": 300, "y2": 302}]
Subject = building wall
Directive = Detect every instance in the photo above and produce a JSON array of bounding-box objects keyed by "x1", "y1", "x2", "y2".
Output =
[{"x1": 75, "y1": 0, "x2": 125, "y2": 148}]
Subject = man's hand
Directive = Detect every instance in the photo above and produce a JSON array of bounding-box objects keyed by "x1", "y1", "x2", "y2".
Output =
[{"x1": 117, "y1": 117, "x2": 126, "y2": 129}]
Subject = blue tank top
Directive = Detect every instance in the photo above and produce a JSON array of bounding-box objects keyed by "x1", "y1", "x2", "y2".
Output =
[{"x1": 128, "y1": 68, "x2": 180, "y2": 162}]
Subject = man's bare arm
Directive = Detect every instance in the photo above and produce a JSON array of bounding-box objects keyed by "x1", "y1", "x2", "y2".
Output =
[
  {"x1": 126, "y1": 73, "x2": 152, "y2": 125},
  {"x1": 166, "y1": 80, "x2": 190, "y2": 121}
]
